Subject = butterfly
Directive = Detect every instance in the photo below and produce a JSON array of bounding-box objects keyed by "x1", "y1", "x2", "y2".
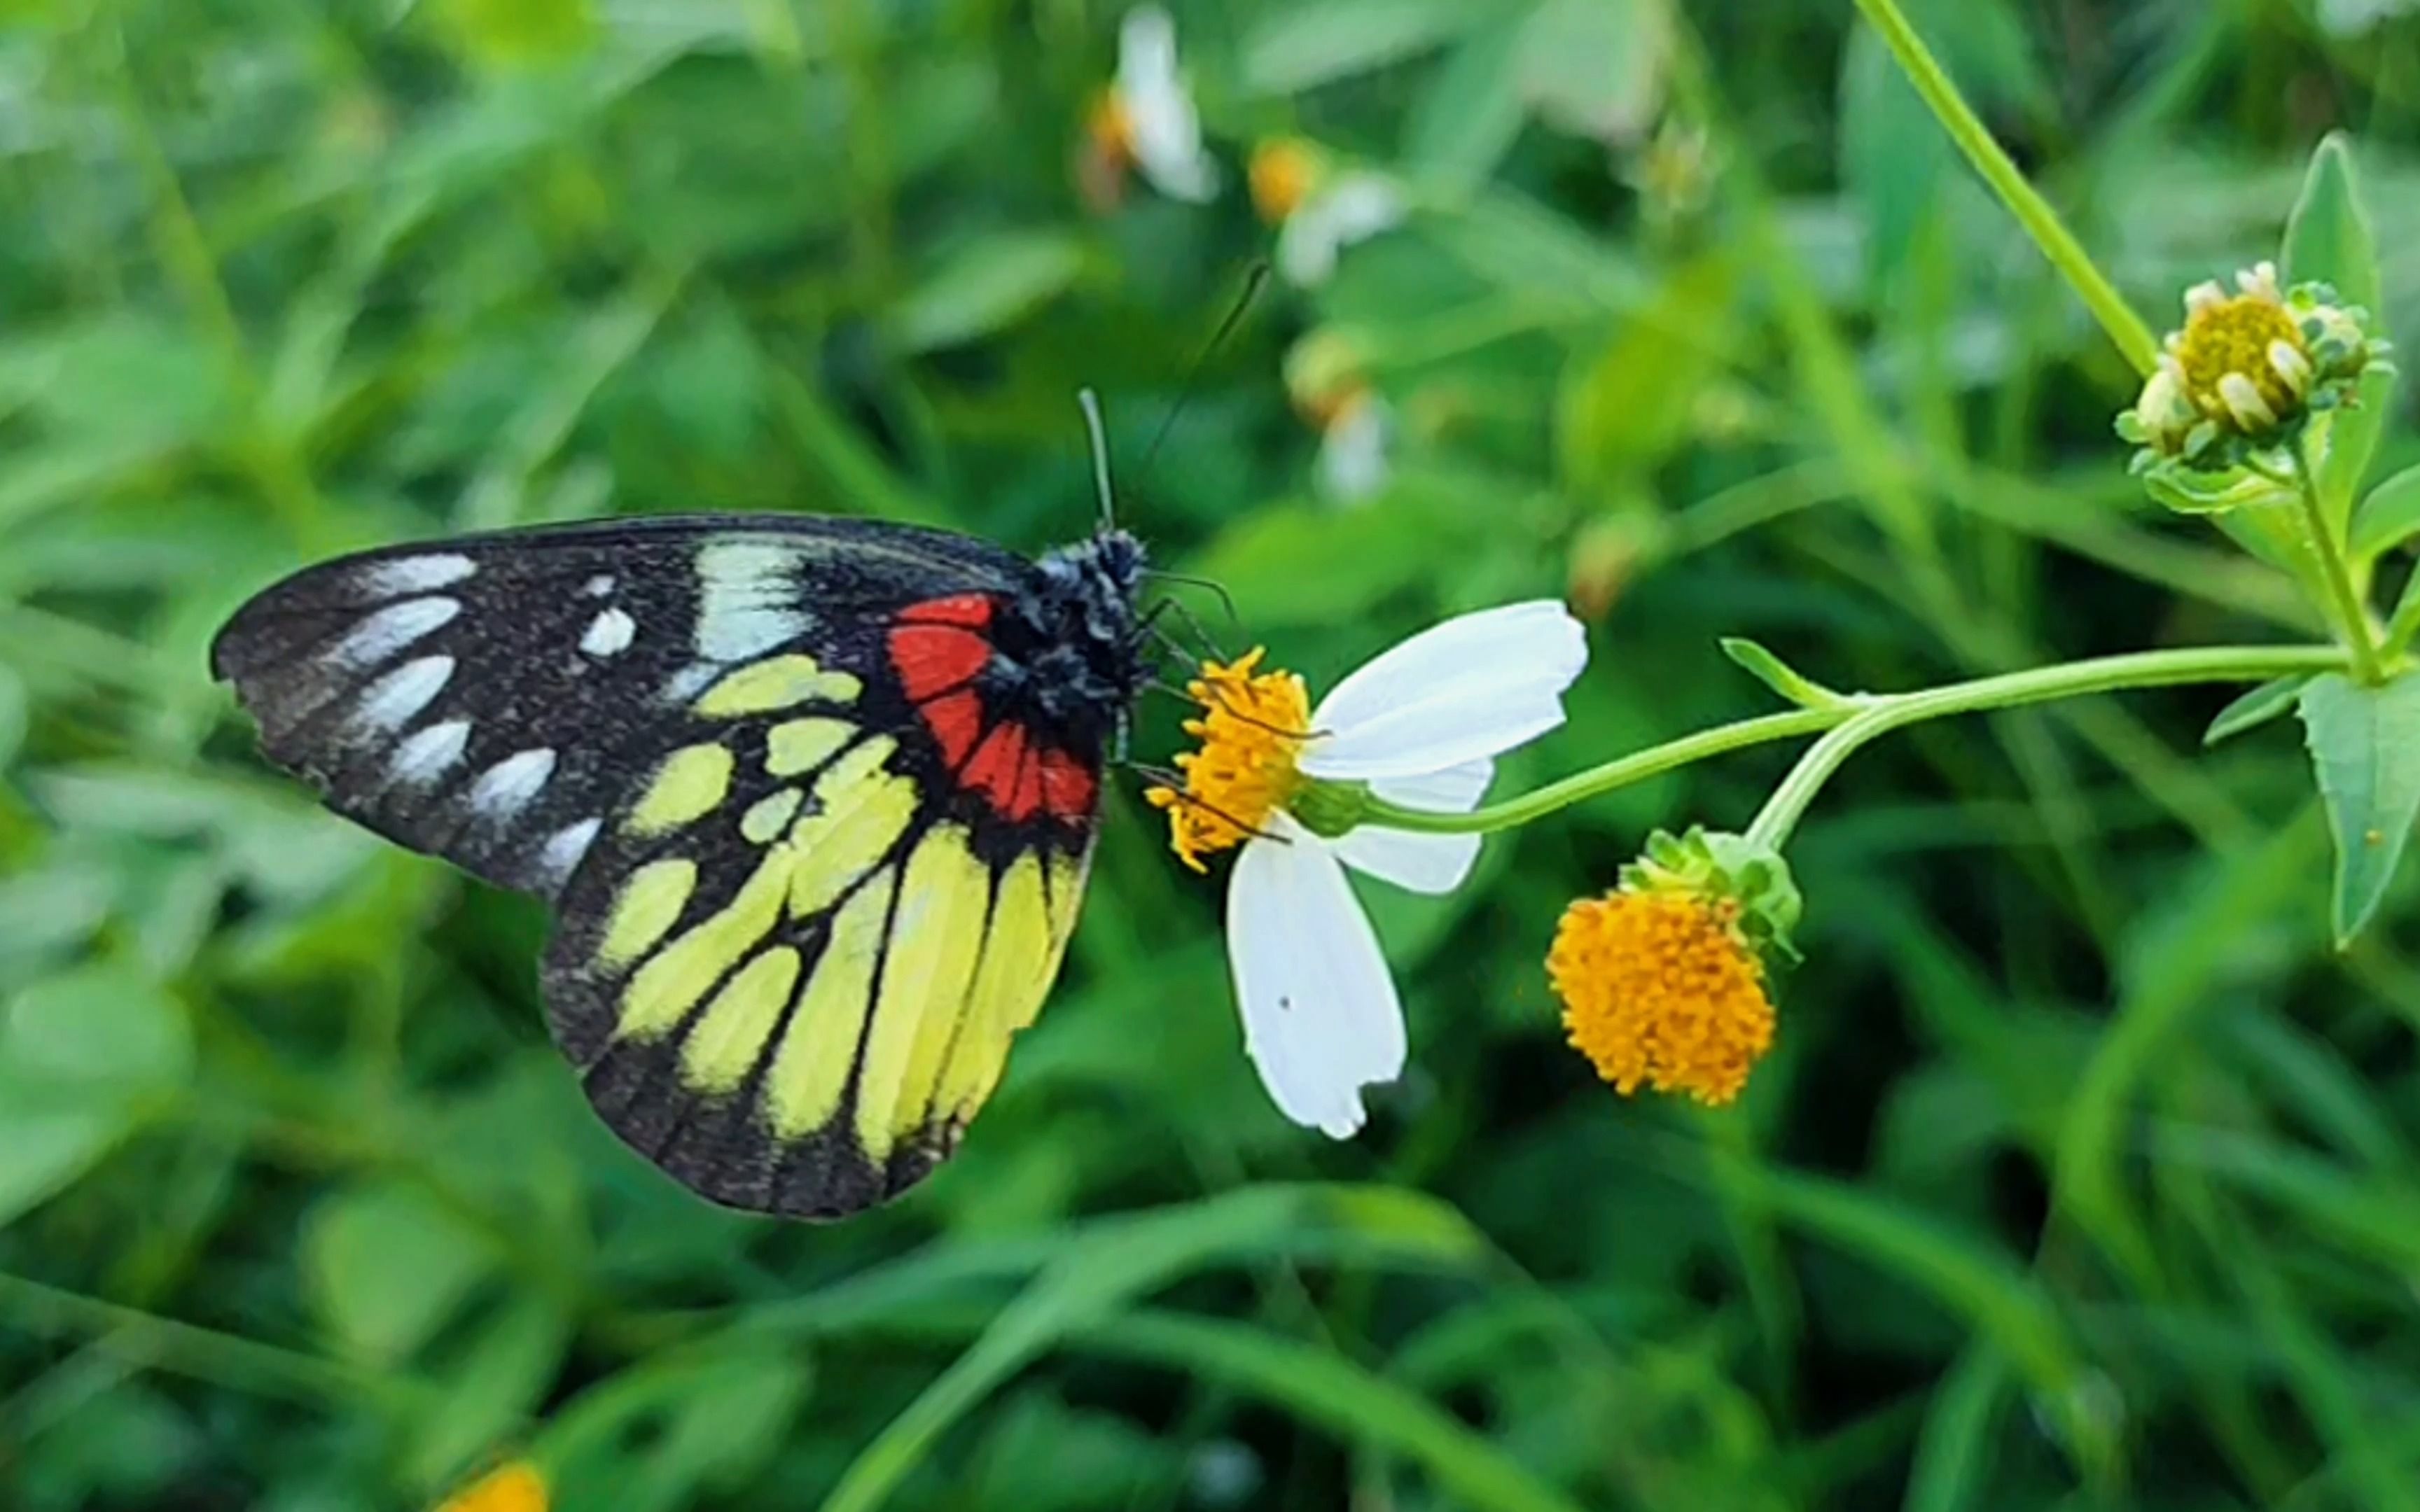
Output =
[{"x1": 211, "y1": 514, "x2": 1150, "y2": 1218}]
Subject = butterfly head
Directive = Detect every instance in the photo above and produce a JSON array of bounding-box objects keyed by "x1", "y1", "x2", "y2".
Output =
[{"x1": 1010, "y1": 527, "x2": 1150, "y2": 741}]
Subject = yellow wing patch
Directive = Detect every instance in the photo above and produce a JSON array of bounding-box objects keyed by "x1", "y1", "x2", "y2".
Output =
[
  {"x1": 682, "y1": 946, "x2": 803, "y2": 1091},
  {"x1": 935, "y1": 851, "x2": 1062, "y2": 1122},
  {"x1": 787, "y1": 740, "x2": 918, "y2": 917},
  {"x1": 697, "y1": 654, "x2": 862, "y2": 717},
  {"x1": 629, "y1": 743, "x2": 733, "y2": 836},
  {"x1": 764, "y1": 867, "x2": 896, "y2": 1138},
  {"x1": 580, "y1": 719, "x2": 1092, "y2": 1205},
  {"x1": 766, "y1": 717, "x2": 856, "y2": 778},
  {"x1": 599, "y1": 858, "x2": 697, "y2": 968},
  {"x1": 854, "y1": 824, "x2": 991, "y2": 1160}
]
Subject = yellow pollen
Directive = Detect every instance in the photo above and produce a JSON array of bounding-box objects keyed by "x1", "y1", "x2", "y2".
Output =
[
  {"x1": 1548, "y1": 888, "x2": 1774, "y2": 1107},
  {"x1": 1144, "y1": 647, "x2": 1312, "y2": 872},
  {"x1": 1087, "y1": 90, "x2": 1136, "y2": 162},
  {"x1": 2174, "y1": 292, "x2": 2309, "y2": 432},
  {"x1": 1250, "y1": 139, "x2": 1316, "y2": 223}
]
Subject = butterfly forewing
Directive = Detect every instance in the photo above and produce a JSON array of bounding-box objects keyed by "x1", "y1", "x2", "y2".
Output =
[{"x1": 212, "y1": 514, "x2": 1132, "y2": 1218}]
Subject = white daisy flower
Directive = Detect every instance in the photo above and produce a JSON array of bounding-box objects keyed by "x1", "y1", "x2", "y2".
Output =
[
  {"x1": 1085, "y1": 7, "x2": 1219, "y2": 204},
  {"x1": 1146, "y1": 602, "x2": 1590, "y2": 1135},
  {"x1": 1251, "y1": 138, "x2": 1407, "y2": 286}
]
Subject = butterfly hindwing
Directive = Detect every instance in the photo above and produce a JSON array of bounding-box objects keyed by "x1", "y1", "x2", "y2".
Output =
[{"x1": 213, "y1": 514, "x2": 1136, "y2": 1218}]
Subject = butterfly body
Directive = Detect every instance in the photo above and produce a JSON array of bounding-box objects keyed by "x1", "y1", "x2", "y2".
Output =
[{"x1": 212, "y1": 515, "x2": 1147, "y2": 1217}]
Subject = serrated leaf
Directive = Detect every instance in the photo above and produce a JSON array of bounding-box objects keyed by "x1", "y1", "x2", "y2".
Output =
[
  {"x1": 2206, "y1": 676, "x2": 2313, "y2": 746},
  {"x1": 2284, "y1": 134, "x2": 2390, "y2": 530},
  {"x1": 2297, "y1": 671, "x2": 2420, "y2": 945},
  {"x1": 2350, "y1": 463, "x2": 2420, "y2": 561},
  {"x1": 1720, "y1": 637, "x2": 1854, "y2": 710}
]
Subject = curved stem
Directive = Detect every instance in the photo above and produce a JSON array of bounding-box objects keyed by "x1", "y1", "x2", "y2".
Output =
[
  {"x1": 1742, "y1": 644, "x2": 2345, "y2": 849},
  {"x1": 1850, "y1": 0, "x2": 2162, "y2": 375},
  {"x1": 2288, "y1": 445, "x2": 2386, "y2": 685},
  {"x1": 1361, "y1": 645, "x2": 2347, "y2": 839}
]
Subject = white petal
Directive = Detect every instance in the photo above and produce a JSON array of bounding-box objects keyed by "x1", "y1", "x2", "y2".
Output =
[
  {"x1": 1299, "y1": 601, "x2": 1587, "y2": 780},
  {"x1": 1227, "y1": 820, "x2": 1406, "y2": 1138},
  {"x1": 1277, "y1": 213, "x2": 1340, "y2": 286},
  {"x1": 1278, "y1": 176, "x2": 1406, "y2": 286},
  {"x1": 1118, "y1": 8, "x2": 1220, "y2": 202},
  {"x1": 1331, "y1": 759, "x2": 1491, "y2": 893}
]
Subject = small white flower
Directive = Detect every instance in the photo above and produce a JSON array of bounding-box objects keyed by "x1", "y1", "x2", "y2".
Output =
[
  {"x1": 1251, "y1": 139, "x2": 1405, "y2": 286},
  {"x1": 1101, "y1": 7, "x2": 1218, "y2": 203},
  {"x1": 1316, "y1": 390, "x2": 1393, "y2": 504},
  {"x1": 1278, "y1": 174, "x2": 1406, "y2": 286},
  {"x1": 1146, "y1": 603, "x2": 1590, "y2": 1135}
]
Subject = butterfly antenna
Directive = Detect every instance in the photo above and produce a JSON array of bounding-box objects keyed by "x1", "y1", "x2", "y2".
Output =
[
  {"x1": 1141, "y1": 568, "x2": 1241, "y2": 630},
  {"x1": 1078, "y1": 387, "x2": 1118, "y2": 533},
  {"x1": 1139, "y1": 259, "x2": 1272, "y2": 482}
]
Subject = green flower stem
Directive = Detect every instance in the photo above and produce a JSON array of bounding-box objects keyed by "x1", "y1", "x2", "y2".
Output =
[
  {"x1": 1363, "y1": 708, "x2": 1838, "y2": 836},
  {"x1": 2287, "y1": 446, "x2": 2386, "y2": 684},
  {"x1": 1850, "y1": 0, "x2": 2162, "y2": 375},
  {"x1": 1741, "y1": 644, "x2": 2344, "y2": 850},
  {"x1": 1361, "y1": 645, "x2": 2346, "y2": 840}
]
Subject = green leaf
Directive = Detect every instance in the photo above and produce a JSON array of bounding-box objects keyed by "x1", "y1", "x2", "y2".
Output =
[
  {"x1": 2204, "y1": 675, "x2": 2311, "y2": 746},
  {"x1": 1720, "y1": 638, "x2": 1854, "y2": 710},
  {"x1": 2283, "y1": 134, "x2": 2390, "y2": 528},
  {"x1": 305, "y1": 1183, "x2": 499, "y2": 1363},
  {"x1": 2349, "y1": 463, "x2": 2420, "y2": 561},
  {"x1": 2296, "y1": 671, "x2": 2420, "y2": 945},
  {"x1": 1241, "y1": 0, "x2": 1485, "y2": 95},
  {"x1": 0, "y1": 965, "x2": 190, "y2": 1228},
  {"x1": 888, "y1": 233, "x2": 1086, "y2": 355},
  {"x1": 1555, "y1": 256, "x2": 1734, "y2": 492}
]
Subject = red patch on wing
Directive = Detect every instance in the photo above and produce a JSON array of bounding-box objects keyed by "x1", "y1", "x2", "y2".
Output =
[
  {"x1": 889, "y1": 624, "x2": 990, "y2": 701},
  {"x1": 895, "y1": 593, "x2": 996, "y2": 629},
  {"x1": 1036, "y1": 748, "x2": 1097, "y2": 822},
  {"x1": 1008, "y1": 744, "x2": 1047, "y2": 821},
  {"x1": 920, "y1": 690, "x2": 985, "y2": 769},
  {"x1": 960, "y1": 722, "x2": 1036, "y2": 819}
]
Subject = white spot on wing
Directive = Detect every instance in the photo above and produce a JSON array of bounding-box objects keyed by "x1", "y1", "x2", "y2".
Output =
[
  {"x1": 694, "y1": 541, "x2": 805, "y2": 661},
  {"x1": 362, "y1": 554, "x2": 475, "y2": 596},
  {"x1": 662, "y1": 662, "x2": 719, "y2": 704},
  {"x1": 354, "y1": 656, "x2": 454, "y2": 732},
  {"x1": 469, "y1": 748, "x2": 557, "y2": 821},
  {"x1": 582, "y1": 574, "x2": 615, "y2": 598},
  {"x1": 335, "y1": 596, "x2": 459, "y2": 668},
  {"x1": 541, "y1": 817, "x2": 601, "y2": 881},
  {"x1": 389, "y1": 720, "x2": 471, "y2": 786},
  {"x1": 580, "y1": 607, "x2": 637, "y2": 657}
]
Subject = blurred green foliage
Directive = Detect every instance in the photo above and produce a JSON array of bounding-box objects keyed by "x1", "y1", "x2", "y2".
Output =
[{"x1": 6, "y1": 0, "x2": 2420, "y2": 1508}]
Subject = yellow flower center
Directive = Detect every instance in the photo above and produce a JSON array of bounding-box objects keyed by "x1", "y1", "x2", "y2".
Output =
[
  {"x1": 1249, "y1": 139, "x2": 1316, "y2": 223},
  {"x1": 1548, "y1": 888, "x2": 1774, "y2": 1107},
  {"x1": 2174, "y1": 292, "x2": 2307, "y2": 426},
  {"x1": 1145, "y1": 648, "x2": 1312, "y2": 872},
  {"x1": 436, "y1": 1461, "x2": 548, "y2": 1512},
  {"x1": 1087, "y1": 90, "x2": 1136, "y2": 162}
]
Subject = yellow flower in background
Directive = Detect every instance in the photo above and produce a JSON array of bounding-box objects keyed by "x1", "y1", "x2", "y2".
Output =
[
  {"x1": 1548, "y1": 828, "x2": 1798, "y2": 1107},
  {"x1": 2119, "y1": 260, "x2": 2389, "y2": 470},
  {"x1": 434, "y1": 1461, "x2": 546, "y2": 1512}
]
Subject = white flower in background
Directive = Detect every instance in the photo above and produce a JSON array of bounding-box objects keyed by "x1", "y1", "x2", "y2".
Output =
[
  {"x1": 1084, "y1": 7, "x2": 1219, "y2": 204},
  {"x1": 1285, "y1": 329, "x2": 1393, "y2": 504},
  {"x1": 1315, "y1": 388, "x2": 1393, "y2": 504},
  {"x1": 1146, "y1": 603, "x2": 1590, "y2": 1135},
  {"x1": 1251, "y1": 138, "x2": 1407, "y2": 286}
]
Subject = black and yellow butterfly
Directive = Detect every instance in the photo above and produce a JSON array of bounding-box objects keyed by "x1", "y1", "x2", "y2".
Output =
[{"x1": 211, "y1": 515, "x2": 1148, "y2": 1218}]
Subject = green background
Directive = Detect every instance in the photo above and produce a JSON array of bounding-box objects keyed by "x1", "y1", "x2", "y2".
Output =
[{"x1": 6, "y1": 0, "x2": 2420, "y2": 1507}]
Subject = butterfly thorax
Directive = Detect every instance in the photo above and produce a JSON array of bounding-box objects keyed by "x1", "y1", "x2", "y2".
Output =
[{"x1": 997, "y1": 528, "x2": 1148, "y2": 748}]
